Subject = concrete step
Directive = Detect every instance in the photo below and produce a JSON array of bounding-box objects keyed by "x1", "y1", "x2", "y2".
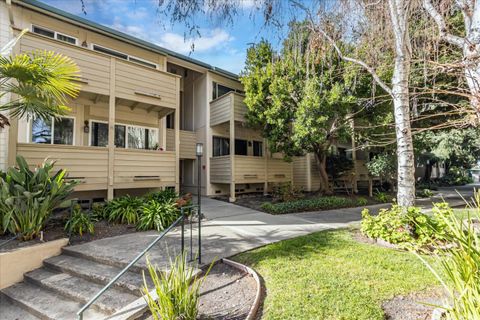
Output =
[
  {"x1": 24, "y1": 268, "x2": 139, "y2": 315},
  {"x1": 1, "y1": 282, "x2": 106, "y2": 320},
  {"x1": 44, "y1": 254, "x2": 149, "y2": 296},
  {"x1": 0, "y1": 293, "x2": 40, "y2": 320}
]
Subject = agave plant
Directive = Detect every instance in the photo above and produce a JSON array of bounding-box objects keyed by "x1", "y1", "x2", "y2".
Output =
[
  {"x1": 0, "y1": 155, "x2": 77, "y2": 240},
  {"x1": 0, "y1": 29, "x2": 80, "y2": 128}
]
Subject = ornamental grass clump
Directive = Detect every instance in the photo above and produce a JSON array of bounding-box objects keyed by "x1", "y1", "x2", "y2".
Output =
[
  {"x1": 142, "y1": 254, "x2": 211, "y2": 320},
  {"x1": 414, "y1": 191, "x2": 480, "y2": 319},
  {"x1": 0, "y1": 156, "x2": 76, "y2": 240}
]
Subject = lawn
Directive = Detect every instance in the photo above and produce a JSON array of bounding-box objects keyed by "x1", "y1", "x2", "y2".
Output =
[{"x1": 234, "y1": 229, "x2": 441, "y2": 320}]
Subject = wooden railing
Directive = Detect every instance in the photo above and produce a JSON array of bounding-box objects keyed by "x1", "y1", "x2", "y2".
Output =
[
  {"x1": 210, "y1": 156, "x2": 231, "y2": 183},
  {"x1": 165, "y1": 129, "x2": 197, "y2": 159},
  {"x1": 210, "y1": 92, "x2": 247, "y2": 126},
  {"x1": 16, "y1": 144, "x2": 176, "y2": 191}
]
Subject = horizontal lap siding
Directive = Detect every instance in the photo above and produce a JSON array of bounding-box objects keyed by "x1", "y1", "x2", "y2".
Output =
[
  {"x1": 235, "y1": 156, "x2": 265, "y2": 183},
  {"x1": 210, "y1": 95, "x2": 231, "y2": 126},
  {"x1": 267, "y1": 158, "x2": 292, "y2": 182},
  {"x1": 292, "y1": 156, "x2": 308, "y2": 189},
  {"x1": 355, "y1": 160, "x2": 370, "y2": 181},
  {"x1": 166, "y1": 129, "x2": 175, "y2": 151},
  {"x1": 20, "y1": 34, "x2": 110, "y2": 96},
  {"x1": 115, "y1": 61, "x2": 177, "y2": 109},
  {"x1": 17, "y1": 144, "x2": 108, "y2": 191},
  {"x1": 179, "y1": 131, "x2": 196, "y2": 159},
  {"x1": 113, "y1": 150, "x2": 176, "y2": 188},
  {"x1": 210, "y1": 156, "x2": 231, "y2": 183},
  {"x1": 233, "y1": 94, "x2": 247, "y2": 122}
]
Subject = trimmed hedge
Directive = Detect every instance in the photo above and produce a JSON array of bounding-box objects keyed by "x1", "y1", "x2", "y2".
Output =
[{"x1": 261, "y1": 196, "x2": 356, "y2": 214}]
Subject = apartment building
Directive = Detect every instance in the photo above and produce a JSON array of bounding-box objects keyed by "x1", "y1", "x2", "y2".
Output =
[{"x1": 0, "y1": 0, "x2": 300, "y2": 202}]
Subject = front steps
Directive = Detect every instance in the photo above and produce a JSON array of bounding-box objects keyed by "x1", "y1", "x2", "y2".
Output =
[{"x1": 0, "y1": 246, "x2": 154, "y2": 320}]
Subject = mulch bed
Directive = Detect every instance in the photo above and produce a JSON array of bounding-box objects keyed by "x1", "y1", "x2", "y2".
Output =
[
  {"x1": 0, "y1": 218, "x2": 139, "y2": 252},
  {"x1": 383, "y1": 288, "x2": 449, "y2": 320}
]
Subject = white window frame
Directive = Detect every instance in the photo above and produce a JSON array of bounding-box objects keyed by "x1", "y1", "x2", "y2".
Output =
[
  {"x1": 90, "y1": 44, "x2": 158, "y2": 69},
  {"x1": 89, "y1": 119, "x2": 159, "y2": 149},
  {"x1": 30, "y1": 115, "x2": 76, "y2": 146},
  {"x1": 31, "y1": 24, "x2": 78, "y2": 45}
]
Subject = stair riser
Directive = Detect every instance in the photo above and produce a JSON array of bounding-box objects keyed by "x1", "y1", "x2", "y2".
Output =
[
  {"x1": 23, "y1": 275, "x2": 116, "y2": 315},
  {"x1": 43, "y1": 261, "x2": 143, "y2": 297},
  {"x1": 61, "y1": 248, "x2": 146, "y2": 274}
]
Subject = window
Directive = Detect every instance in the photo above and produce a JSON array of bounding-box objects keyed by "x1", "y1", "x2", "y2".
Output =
[
  {"x1": 235, "y1": 139, "x2": 248, "y2": 156},
  {"x1": 253, "y1": 141, "x2": 263, "y2": 157},
  {"x1": 90, "y1": 121, "x2": 157, "y2": 149},
  {"x1": 212, "y1": 82, "x2": 244, "y2": 100},
  {"x1": 166, "y1": 114, "x2": 174, "y2": 129},
  {"x1": 92, "y1": 44, "x2": 157, "y2": 69},
  {"x1": 32, "y1": 117, "x2": 74, "y2": 145},
  {"x1": 213, "y1": 136, "x2": 229, "y2": 157},
  {"x1": 32, "y1": 25, "x2": 77, "y2": 45}
]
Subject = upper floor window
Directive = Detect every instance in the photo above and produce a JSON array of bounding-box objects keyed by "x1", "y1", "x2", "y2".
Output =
[
  {"x1": 166, "y1": 114, "x2": 175, "y2": 129},
  {"x1": 32, "y1": 116, "x2": 74, "y2": 145},
  {"x1": 92, "y1": 44, "x2": 157, "y2": 69},
  {"x1": 32, "y1": 25, "x2": 77, "y2": 45},
  {"x1": 235, "y1": 139, "x2": 248, "y2": 156},
  {"x1": 212, "y1": 82, "x2": 244, "y2": 100},
  {"x1": 213, "y1": 136, "x2": 229, "y2": 157},
  {"x1": 253, "y1": 141, "x2": 263, "y2": 157}
]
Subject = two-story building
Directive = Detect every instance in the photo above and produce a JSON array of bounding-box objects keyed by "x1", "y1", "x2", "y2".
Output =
[{"x1": 0, "y1": 0, "x2": 302, "y2": 202}]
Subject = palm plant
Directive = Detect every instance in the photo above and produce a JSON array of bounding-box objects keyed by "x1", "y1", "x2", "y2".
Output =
[{"x1": 0, "y1": 29, "x2": 80, "y2": 127}]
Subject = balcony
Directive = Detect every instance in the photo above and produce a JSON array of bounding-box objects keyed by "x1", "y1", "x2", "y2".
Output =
[
  {"x1": 210, "y1": 156, "x2": 292, "y2": 184},
  {"x1": 16, "y1": 143, "x2": 176, "y2": 191},
  {"x1": 210, "y1": 92, "x2": 247, "y2": 126},
  {"x1": 18, "y1": 32, "x2": 178, "y2": 115},
  {"x1": 165, "y1": 129, "x2": 197, "y2": 159}
]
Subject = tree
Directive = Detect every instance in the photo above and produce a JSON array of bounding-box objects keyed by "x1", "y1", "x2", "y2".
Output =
[
  {"x1": 423, "y1": 0, "x2": 480, "y2": 123},
  {"x1": 241, "y1": 26, "x2": 357, "y2": 193},
  {"x1": 0, "y1": 31, "x2": 80, "y2": 128}
]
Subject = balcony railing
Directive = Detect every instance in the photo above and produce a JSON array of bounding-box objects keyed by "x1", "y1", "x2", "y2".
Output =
[
  {"x1": 17, "y1": 143, "x2": 176, "y2": 191},
  {"x1": 210, "y1": 92, "x2": 247, "y2": 126},
  {"x1": 165, "y1": 129, "x2": 197, "y2": 159}
]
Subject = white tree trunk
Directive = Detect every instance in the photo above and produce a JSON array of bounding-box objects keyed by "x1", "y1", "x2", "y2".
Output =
[
  {"x1": 464, "y1": 3, "x2": 480, "y2": 121},
  {"x1": 389, "y1": 0, "x2": 416, "y2": 207}
]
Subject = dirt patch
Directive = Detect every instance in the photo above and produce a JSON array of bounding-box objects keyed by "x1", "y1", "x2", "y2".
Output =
[
  {"x1": 383, "y1": 288, "x2": 449, "y2": 320},
  {"x1": 198, "y1": 262, "x2": 258, "y2": 320},
  {"x1": 214, "y1": 192, "x2": 379, "y2": 213}
]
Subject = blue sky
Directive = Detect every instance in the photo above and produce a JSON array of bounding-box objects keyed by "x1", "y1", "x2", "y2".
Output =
[{"x1": 39, "y1": 0, "x2": 298, "y2": 74}]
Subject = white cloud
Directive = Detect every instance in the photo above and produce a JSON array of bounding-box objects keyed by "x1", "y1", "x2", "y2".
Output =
[{"x1": 156, "y1": 29, "x2": 233, "y2": 54}]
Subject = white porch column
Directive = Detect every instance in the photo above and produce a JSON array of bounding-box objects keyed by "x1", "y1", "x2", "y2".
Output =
[
  {"x1": 107, "y1": 58, "x2": 116, "y2": 200},
  {"x1": 229, "y1": 94, "x2": 236, "y2": 202},
  {"x1": 175, "y1": 77, "x2": 181, "y2": 192}
]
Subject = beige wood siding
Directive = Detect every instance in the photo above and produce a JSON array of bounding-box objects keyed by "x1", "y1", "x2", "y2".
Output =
[
  {"x1": 293, "y1": 156, "x2": 309, "y2": 189},
  {"x1": 113, "y1": 149, "x2": 176, "y2": 189},
  {"x1": 115, "y1": 60, "x2": 177, "y2": 109},
  {"x1": 355, "y1": 160, "x2": 370, "y2": 181},
  {"x1": 210, "y1": 156, "x2": 231, "y2": 183},
  {"x1": 233, "y1": 93, "x2": 248, "y2": 122},
  {"x1": 19, "y1": 33, "x2": 111, "y2": 96},
  {"x1": 234, "y1": 156, "x2": 266, "y2": 183},
  {"x1": 17, "y1": 143, "x2": 108, "y2": 191},
  {"x1": 210, "y1": 94, "x2": 231, "y2": 126},
  {"x1": 267, "y1": 158, "x2": 292, "y2": 182},
  {"x1": 165, "y1": 129, "x2": 196, "y2": 159}
]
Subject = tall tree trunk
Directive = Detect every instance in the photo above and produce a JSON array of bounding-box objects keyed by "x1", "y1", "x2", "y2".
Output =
[
  {"x1": 464, "y1": 4, "x2": 480, "y2": 122},
  {"x1": 315, "y1": 151, "x2": 332, "y2": 195},
  {"x1": 389, "y1": 0, "x2": 416, "y2": 207}
]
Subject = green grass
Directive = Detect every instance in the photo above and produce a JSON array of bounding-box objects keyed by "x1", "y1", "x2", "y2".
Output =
[{"x1": 234, "y1": 229, "x2": 440, "y2": 320}]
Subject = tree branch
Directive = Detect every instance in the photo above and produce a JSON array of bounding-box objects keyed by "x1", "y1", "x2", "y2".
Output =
[{"x1": 423, "y1": 0, "x2": 466, "y2": 49}]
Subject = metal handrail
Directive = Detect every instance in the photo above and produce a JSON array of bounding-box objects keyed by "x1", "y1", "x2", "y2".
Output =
[{"x1": 76, "y1": 204, "x2": 200, "y2": 320}]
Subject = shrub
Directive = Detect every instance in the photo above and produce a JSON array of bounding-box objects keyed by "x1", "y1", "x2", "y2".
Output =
[
  {"x1": 361, "y1": 203, "x2": 451, "y2": 249},
  {"x1": 374, "y1": 191, "x2": 390, "y2": 203},
  {"x1": 0, "y1": 156, "x2": 76, "y2": 240},
  {"x1": 143, "y1": 254, "x2": 211, "y2": 320},
  {"x1": 137, "y1": 199, "x2": 180, "y2": 231},
  {"x1": 104, "y1": 195, "x2": 143, "y2": 224},
  {"x1": 65, "y1": 205, "x2": 94, "y2": 236},
  {"x1": 145, "y1": 188, "x2": 178, "y2": 203},
  {"x1": 91, "y1": 202, "x2": 106, "y2": 220},
  {"x1": 261, "y1": 196, "x2": 355, "y2": 214},
  {"x1": 438, "y1": 166, "x2": 474, "y2": 186},
  {"x1": 414, "y1": 191, "x2": 480, "y2": 318},
  {"x1": 417, "y1": 188, "x2": 434, "y2": 198},
  {"x1": 271, "y1": 182, "x2": 304, "y2": 202},
  {"x1": 356, "y1": 197, "x2": 368, "y2": 206}
]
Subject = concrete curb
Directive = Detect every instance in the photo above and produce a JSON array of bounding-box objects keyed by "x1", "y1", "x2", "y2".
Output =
[{"x1": 222, "y1": 258, "x2": 263, "y2": 320}]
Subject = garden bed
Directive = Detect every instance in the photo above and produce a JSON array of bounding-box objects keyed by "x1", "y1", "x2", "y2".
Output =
[{"x1": 215, "y1": 192, "x2": 381, "y2": 214}]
